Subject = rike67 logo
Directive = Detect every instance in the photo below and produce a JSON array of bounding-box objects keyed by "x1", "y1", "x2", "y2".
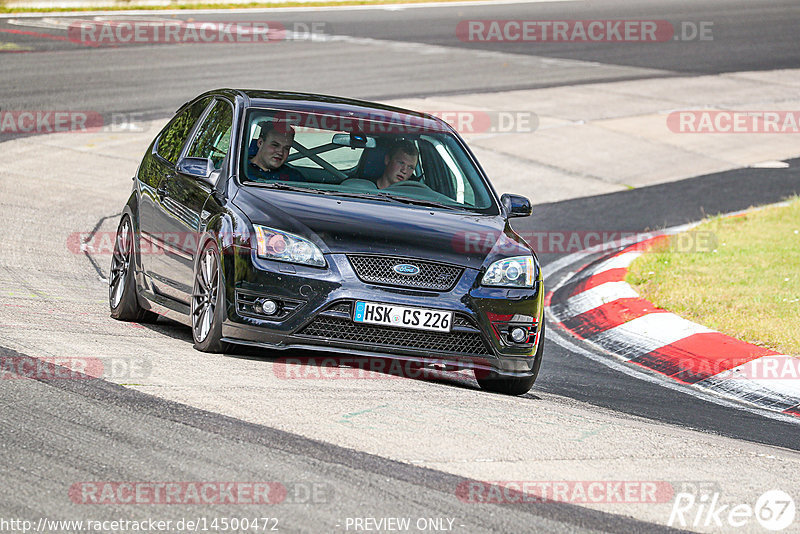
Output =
[{"x1": 669, "y1": 489, "x2": 795, "y2": 531}]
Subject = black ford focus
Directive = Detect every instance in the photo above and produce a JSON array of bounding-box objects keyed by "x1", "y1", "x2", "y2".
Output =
[{"x1": 109, "y1": 89, "x2": 544, "y2": 395}]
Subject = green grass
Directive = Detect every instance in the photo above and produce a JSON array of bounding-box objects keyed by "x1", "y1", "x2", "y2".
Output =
[
  {"x1": 0, "y1": 0, "x2": 470, "y2": 13},
  {"x1": 627, "y1": 197, "x2": 800, "y2": 355}
]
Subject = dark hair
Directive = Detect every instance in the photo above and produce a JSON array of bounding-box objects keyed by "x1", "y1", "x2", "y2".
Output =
[
  {"x1": 257, "y1": 121, "x2": 295, "y2": 141},
  {"x1": 387, "y1": 139, "x2": 419, "y2": 160}
]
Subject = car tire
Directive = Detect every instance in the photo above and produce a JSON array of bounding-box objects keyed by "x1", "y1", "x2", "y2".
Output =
[
  {"x1": 109, "y1": 215, "x2": 159, "y2": 323},
  {"x1": 475, "y1": 321, "x2": 545, "y2": 396},
  {"x1": 191, "y1": 240, "x2": 230, "y2": 353}
]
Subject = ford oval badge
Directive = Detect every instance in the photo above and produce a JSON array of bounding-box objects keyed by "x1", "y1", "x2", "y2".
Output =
[{"x1": 393, "y1": 263, "x2": 420, "y2": 276}]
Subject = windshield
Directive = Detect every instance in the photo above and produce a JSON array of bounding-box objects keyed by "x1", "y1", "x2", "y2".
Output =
[{"x1": 239, "y1": 107, "x2": 498, "y2": 213}]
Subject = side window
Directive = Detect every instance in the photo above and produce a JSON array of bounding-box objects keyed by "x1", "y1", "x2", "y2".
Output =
[
  {"x1": 418, "y1": 138, "x2": 453, "y2": 198},
  {"x1": 419, "y1": 137, "x2": 476, "y2": 205},
  {"x1": 187, "y1": 100, "x2": 234, "y2": 170},
  {"x1": 156, "y1": 98, "x2": 210, "y2": 165}
]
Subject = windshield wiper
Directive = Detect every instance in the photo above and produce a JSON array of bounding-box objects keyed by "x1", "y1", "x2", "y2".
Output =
[
  {"x1": 375, "y1": 193, "x2": 463, "y2": 211},
  {"x1": 253, "y1": 183, "x2": 461, "y2": 210},
  {"x1": 256, "y1": 183, "x2": 396, "y2": 202},
  {"x1": 254, "y1": 182, "x2": 317, "y2": 193},
  {"x1": 321, "y1": 191, "x2": 395, "y2": 202}
]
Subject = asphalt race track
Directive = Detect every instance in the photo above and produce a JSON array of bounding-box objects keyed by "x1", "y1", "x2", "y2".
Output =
[
  {"x1": 2, "y1": 1, "x2": 800, "y2": 532},
  {"x1": 2, "y1": 0, "x2": 800, "y2": 122}
]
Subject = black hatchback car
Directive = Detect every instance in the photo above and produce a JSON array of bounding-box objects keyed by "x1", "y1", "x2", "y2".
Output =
[{"x1": 109, "y1": 89, "x2": 544, "y2": 395}]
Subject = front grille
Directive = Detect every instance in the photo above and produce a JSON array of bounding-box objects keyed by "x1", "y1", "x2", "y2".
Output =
[
  {"x1": 297, "y1": 314, "x2": 492, "y2": 356},
  {"x1": 327, "y1": 302, "x2": 353, "y2": 314},
  {"x1": 452, "y1": 315, "x2": 473, "y2": 328},
  {"x1": 347, "y1": 255, "x2": 463, "y2": 291}
]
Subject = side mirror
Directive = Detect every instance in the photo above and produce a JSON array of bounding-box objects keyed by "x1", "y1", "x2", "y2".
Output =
[
  {"x1": 501, "y1": 193, "x2": 532, "y2": 218},
  {"x1": 176, "y1": 157, "x2": 215, "y2": 182}
]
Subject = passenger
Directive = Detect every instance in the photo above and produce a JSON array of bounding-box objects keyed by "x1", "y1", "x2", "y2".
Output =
[
  {"x1": 376, "y1": 140, "x2": 419, "y2": 189},
  {"x1": 248, "y1": 121, "x2": 304, "y2": 182}
]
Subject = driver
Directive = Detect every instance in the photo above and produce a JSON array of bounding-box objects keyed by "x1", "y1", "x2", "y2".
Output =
[
  {"x1": 376, "y1": 140, "x2": 419, "y2": 189},
  {"x1": 248, "y1": 121, "x2": 305, "y2": 182}
]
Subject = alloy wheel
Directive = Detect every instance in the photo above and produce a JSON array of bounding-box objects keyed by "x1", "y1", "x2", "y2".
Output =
[
  {"x1": 192, "y1": 246, "x2": 219, "y2": 343},
  {"x1": 109, "y1": 219, "x2": 132, "y2": 309}
]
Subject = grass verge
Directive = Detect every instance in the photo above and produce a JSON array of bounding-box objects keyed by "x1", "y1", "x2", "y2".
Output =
[{"x1": 627, "y1": 196, "x2": 800, "y2": 355}]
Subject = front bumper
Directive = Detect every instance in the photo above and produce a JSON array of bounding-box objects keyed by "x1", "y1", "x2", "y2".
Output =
[{"x1": 220, "y1": 249, "x2": 544, "y2": 376}]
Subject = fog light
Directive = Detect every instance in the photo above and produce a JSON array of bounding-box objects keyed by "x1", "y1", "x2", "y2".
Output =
[
  {"x1": 510, "y1": 327, "x2": 527, "y2": 343},
  {"x1": 256, "y1": 299, "x2": 278, "y2": 315}
]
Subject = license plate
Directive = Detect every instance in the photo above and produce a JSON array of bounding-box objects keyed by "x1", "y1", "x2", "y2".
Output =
[{"x1": 353, "y1": 301, "x2": 453, "y2": 333}]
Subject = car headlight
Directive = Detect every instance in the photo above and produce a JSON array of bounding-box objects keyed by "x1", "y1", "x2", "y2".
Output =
[
  {"x1": 481, "y1": 256, "x2": 537, "y2": 287},
  {"x1": 253, "y1": 225, "x2": 326, "y2": 267}
]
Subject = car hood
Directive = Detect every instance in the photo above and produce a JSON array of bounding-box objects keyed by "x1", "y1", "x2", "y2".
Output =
[{"x1": 232, "y1": 187, "x2": 533, "y2": 270}]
